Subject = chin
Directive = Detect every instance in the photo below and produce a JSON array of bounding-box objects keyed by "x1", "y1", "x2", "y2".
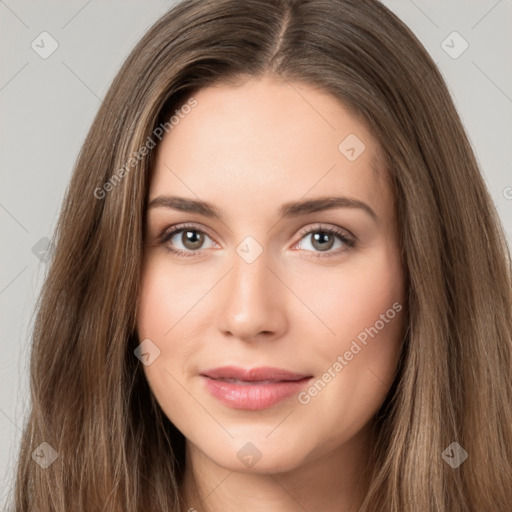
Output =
[{"x1": 189, "y1": 432, "x2": 312, "y2": 474}]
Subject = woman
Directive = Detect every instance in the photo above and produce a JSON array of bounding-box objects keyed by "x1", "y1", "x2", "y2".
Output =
[{"x1": 11, "y1": 0, "x2": 512, "y2": 510}]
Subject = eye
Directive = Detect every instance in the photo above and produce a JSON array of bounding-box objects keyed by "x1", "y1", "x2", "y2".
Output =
[
  {"x1": 160, "y1": 223, "x2": 216, "y2": 257},
  {"x1": 293, "y1": 224, "x2": 355, "y2": 257},
  {"x1": 159, "y1": 223, "x2": 356, "y2": 259}
]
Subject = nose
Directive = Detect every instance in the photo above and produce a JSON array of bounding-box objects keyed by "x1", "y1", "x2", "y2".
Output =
[{"x1": 216, "y1": 246, "x2": 288, "y2": 342}]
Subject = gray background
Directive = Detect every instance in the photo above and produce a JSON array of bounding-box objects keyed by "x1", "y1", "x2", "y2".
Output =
[{"x1": 1, "y1": 0, "x2": 511, "y2": 506}]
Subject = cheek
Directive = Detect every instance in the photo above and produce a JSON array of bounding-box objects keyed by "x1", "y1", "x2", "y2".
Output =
[
  {"x1": 299, "y1": 244, "x2": 405, "y2": 425},
  {"x1": 306, "y1": 242, "x2": 405, "y2": 348},
  {"x1": 136, "y1": 257, "x2": 207, "y2": 429},
  {"x1": 136, "y1": 257, "x2": 191, "y2": 378},
  {"x1": 137, "y1": 269, "x2": 174, "y2": 339},
  {"x1": 136, "y1": 254, "x2": 213, "y2": 346}
]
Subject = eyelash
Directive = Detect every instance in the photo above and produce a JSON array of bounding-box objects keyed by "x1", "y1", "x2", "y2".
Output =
[{"x1": 159, "y1": 223, "x2": 356, "y2": 259}]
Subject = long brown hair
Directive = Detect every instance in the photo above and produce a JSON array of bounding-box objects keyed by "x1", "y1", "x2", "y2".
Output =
[{"x1": 10, "y1": 0, "x2": 512, "y2": 510}]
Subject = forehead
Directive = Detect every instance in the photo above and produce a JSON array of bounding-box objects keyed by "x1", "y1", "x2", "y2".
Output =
[{"x1": 149, "y1": 76, "x2": 391, "y2": 221}]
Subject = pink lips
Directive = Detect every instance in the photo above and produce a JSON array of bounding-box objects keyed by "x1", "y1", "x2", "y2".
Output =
[{"x1": 200, "y1": 366, "x2": 313, "y2": 410}]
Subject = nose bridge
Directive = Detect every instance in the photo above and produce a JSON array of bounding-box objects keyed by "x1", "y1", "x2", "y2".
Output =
[
  {"x1": 230, "y1": 241, "x2": 273, "y2": 308},
  {"x1": 216, "y1": 237, "x2": 285, "y2": 339}
]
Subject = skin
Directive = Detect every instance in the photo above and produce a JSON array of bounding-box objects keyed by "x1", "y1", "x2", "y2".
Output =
[{"x1": 136, "y1": 75, "x2": 406, "y2": 512}]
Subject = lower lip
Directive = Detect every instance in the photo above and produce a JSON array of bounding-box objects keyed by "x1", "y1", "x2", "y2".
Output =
[{"x1": 202, "y1": 376, "x2": 312, "y2": 410}]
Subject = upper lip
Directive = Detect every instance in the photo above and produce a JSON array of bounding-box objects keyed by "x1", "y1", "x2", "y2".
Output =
[{"x1": 201, "y1": 366, "x2": 312, "y2": 382}]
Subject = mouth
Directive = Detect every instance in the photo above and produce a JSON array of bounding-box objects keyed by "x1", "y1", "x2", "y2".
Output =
[
  {"x1": 200, "y1": 366, "x2": 313, "y2": 410},
  {"x1": 211, "y1": 378, "x2": 306, "y2": 385},
  {"x1": 200, "y1": 365, "x2": 312, "y2": 382}
]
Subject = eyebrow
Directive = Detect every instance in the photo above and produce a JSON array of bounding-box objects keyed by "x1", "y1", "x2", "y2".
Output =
[{"x1": 147, "y1": 195, "x2": 377, "y2": 223}]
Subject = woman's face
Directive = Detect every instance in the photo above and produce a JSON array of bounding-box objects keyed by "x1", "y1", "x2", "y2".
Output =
[{"x1": 137, "y1": 76, "x2": 406, "y2": 474}]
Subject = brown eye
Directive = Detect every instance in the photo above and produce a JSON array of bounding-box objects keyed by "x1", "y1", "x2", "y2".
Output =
[
  {"x1": 295, "y1": 225, "x2": 356, "y2": 258},
  {"x1": 310, "y1": 232, "x2": 336, "y2": 252},
  {"x1": 180, "y1": 230, "x2": 205, "y2": 250},
  {"x1": 160, "y1": 224, "x2": 216, "y2": 257}
]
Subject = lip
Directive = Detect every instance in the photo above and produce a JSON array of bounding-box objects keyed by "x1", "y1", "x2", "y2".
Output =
[{"x1": 200, "y1": 366, "x2": 313, "y2": 410}]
